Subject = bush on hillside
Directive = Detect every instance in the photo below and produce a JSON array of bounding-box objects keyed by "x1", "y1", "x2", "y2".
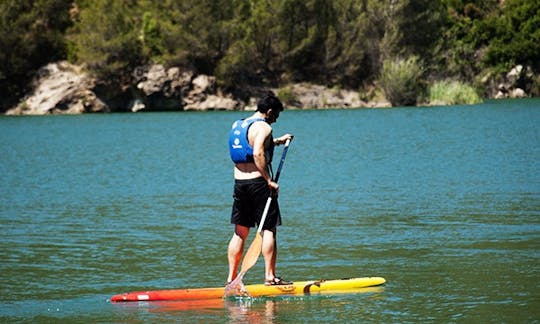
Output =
[
  {"x1": 428, "y1": 80, "x2": 482, "y2": 105},
  {"x1": 380, "y1": 56, "x2": 424, "y2": 106}
]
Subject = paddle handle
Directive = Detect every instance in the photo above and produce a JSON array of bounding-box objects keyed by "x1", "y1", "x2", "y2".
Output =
[{"x1": 273, "y1": 138, "x2": 290, "y2": 183}]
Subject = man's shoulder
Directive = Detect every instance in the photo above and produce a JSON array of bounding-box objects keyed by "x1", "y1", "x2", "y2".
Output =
[{"x1": 250, "y1": 120, "x2": 272, "y2": 132}]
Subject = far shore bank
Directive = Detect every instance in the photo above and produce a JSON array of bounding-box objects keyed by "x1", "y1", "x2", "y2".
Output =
[{"x1": 5, "y1": 62, "x2": 535, "y2": 116}]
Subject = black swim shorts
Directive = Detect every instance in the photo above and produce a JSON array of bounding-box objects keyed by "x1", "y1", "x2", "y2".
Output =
[{"x1": 231, "y1": 177, "x2": 281, "y2": 230}]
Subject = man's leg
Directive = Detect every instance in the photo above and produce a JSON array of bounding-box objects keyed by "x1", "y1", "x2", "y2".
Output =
[
  {"x1": 262, "y1": 228, "x2": 277, "y2": 282},
  {"x1": 227, "y1": 224, "x2": 250, "y2": 283}
]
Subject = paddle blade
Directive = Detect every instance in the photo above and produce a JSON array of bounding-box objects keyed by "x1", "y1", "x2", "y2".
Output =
[
  {"x1": 240, "y1": 232, "x2": 263, "y2": 273},
  {"x1": 224, "y1": 272, "x2": 248, "y2": 297}
]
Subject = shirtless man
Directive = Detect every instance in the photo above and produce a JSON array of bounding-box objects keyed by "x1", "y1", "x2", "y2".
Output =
[{"x1": 227, "y1": 93, "x2": 294, "y2": 286}]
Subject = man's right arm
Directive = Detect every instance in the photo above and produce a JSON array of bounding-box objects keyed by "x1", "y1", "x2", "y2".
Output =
[{"x1": 251, "y1": 123, "x2": 277, "y2": 190}]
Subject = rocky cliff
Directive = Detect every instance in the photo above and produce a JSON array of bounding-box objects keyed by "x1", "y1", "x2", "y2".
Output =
[
  {"x1": 6, "y1": 61, "x2": 535, "y2": 115},
  {"x1": 5, "y1": 61, "x2": 390, "y2": 115},
  {"x1": 7, "y1": 62, "x2": 240, "y2": 115}
]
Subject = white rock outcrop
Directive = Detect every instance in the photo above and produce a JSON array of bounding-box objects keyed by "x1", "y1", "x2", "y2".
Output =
[{"x1": 7, "y1": 61, "x2": 106, "y2": 115}]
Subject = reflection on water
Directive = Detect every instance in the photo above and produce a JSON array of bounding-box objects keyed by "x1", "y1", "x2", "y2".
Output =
[
  {"x1": 114, "y1": 287, "x2": 386, "y2": 323},
  {"x1": 226, "y1": 299, "x2": 277, "y2": 324}
]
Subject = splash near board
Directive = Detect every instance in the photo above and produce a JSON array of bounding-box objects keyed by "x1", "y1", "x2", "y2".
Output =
[{"x1": 110, "y1": 276, "x2": 386, "y2": 302}]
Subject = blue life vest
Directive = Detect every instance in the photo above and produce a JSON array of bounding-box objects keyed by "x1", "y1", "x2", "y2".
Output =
[{"x1": 229, "y1": 117, "x2": 274, "y2": 163}]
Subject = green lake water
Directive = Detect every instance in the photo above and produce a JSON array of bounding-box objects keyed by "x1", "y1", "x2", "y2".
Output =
[{"x1": 1, "y1": 99, "x2": 539, "y2": 323}]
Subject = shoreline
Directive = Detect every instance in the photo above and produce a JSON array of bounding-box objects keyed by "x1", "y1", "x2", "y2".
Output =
[{"x1": 4, "y1": 62, "x2": 534, "y2": 116}]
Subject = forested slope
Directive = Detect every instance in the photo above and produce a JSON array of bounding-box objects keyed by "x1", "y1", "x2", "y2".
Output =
[{"x1": 1, "y1": 0, "x2": 538, "y2": 111}]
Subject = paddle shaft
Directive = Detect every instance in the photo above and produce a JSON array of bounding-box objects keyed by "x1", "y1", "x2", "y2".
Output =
[
  {"x1": 256, "y1": 138, "x2": 290, "y2": 233},
  {"x1": 238, "y1": 139, "x2": 291, "y2": 275}
]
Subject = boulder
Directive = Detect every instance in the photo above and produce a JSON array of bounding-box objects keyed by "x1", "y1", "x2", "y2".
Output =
[
  {"x1": 132, "y1": 64, "x2": 194, "y2": 111},
  {"x1": 493, "y1": 64, "x2": 533, "y2": 99},
  {"x1": 130, "y1": 65, "x2": 241, "y2": 111},
  {"x1": 6, "y1": 61, "x2": 106, "y2": 115},
  {"x1": 184, "y1": 94, "x2": 238, "y2": 111},
  {"x1": 511, "y1": 88, "x2": 526, "y2": 98},
  {"x1": 506, "y1": 65, "x2": 523, "y2": 84},
  {"x1": 182, "y1": 74, "x2": 240, "y2": 110},
  {"x1": 192, "y1": 75, "x2": 216, "y2": 94}
]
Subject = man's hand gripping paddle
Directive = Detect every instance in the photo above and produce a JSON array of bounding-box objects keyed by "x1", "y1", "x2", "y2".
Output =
[{"x1": 225, "y1": 139, "x2": 291, "y2": 296}]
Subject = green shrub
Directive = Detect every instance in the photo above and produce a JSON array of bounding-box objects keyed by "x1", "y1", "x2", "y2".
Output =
[
  {"x1": 379, "y1": 56, "x2": 424, "y2": 106},
  {"x1": 428, "y1": 81, "x2": 482, "y2": 105}
]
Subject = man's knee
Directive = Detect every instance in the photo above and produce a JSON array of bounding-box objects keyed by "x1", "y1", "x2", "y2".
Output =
[{"x1": 234, "y1": 225, "x2": 250, "y2": 240}]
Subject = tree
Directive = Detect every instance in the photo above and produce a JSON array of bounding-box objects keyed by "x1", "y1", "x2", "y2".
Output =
[
  {"x1": 172, "y1": 0, "x2": 235, "y2": 73},
  {"x1": 379, "y1": 0, "x2": 446, "y2": 61},
  {"x1": 277, "y1": 0, "x2": 336, "y2": 82},
  {"x1": 324, "y1": 0, "x2": 380, "y2": 87},
  {"x1": 482, "y1": 0, "x2": 540, "y2": 71},
  {"x1": 0, "y1": 0, "x2": 72, "y2": 111},
  {"x1": 216, "y1": 0, "x2": 280, "y2": 88},
  {"x1": 69, "y1": 0, "x2": 142, "y2": 83}
]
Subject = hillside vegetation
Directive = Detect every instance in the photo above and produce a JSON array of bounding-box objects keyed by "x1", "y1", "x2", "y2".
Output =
[{"x1": 1, "y1": 0, "x2": 538, "y2": 111}]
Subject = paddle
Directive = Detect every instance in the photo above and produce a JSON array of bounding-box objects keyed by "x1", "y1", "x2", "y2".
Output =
[{"x1": 227, "y1": 138, "x2": 291, "y2": 293}]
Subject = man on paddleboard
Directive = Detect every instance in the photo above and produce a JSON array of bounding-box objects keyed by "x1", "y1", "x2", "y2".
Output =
[{"x1": 227, "y1": 92, "x2": 293, "y2": 286}]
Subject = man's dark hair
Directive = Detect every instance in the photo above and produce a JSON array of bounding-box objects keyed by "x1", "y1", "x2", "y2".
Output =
[{"x1": 257, "y1": 92, "x2": 284, "y2": 113}]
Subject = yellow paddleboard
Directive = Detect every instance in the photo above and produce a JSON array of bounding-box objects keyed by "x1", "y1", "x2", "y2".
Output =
[{"x1": 111, "y1": 276, "x2": 386, "y2": 302}]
